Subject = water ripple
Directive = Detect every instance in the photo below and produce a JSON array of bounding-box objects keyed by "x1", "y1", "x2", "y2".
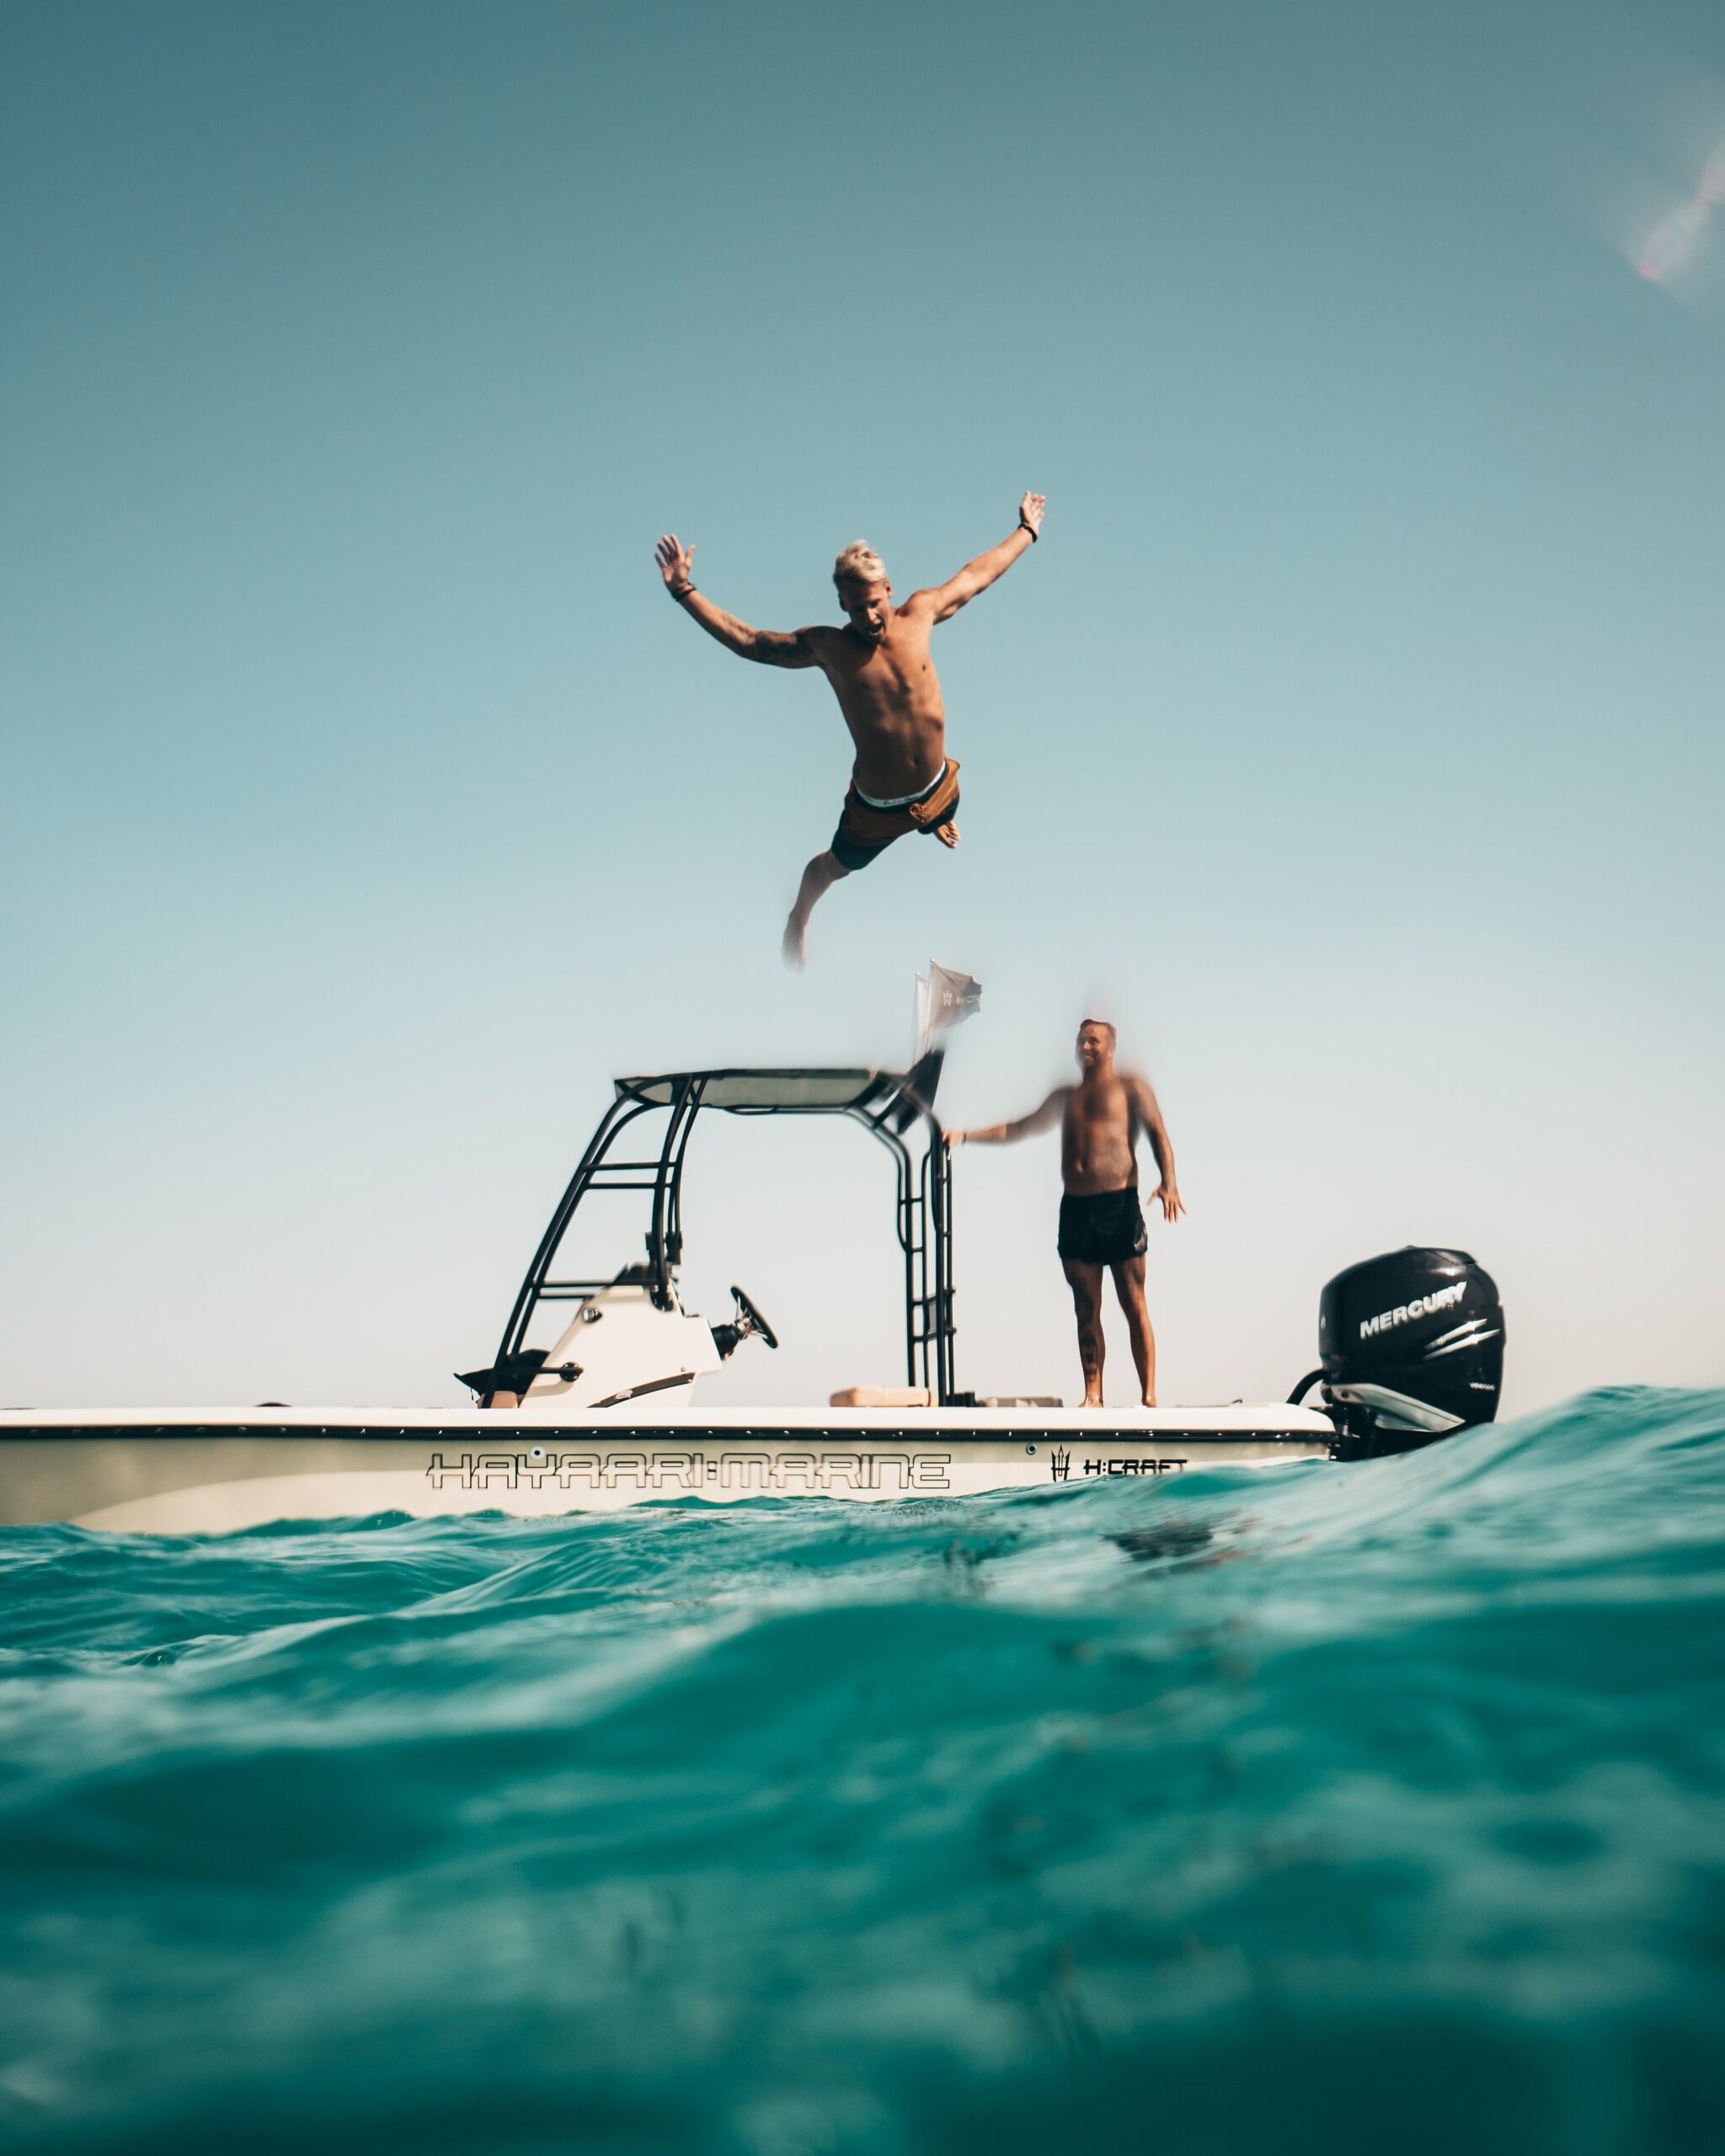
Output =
[{"x1": 2, "y1": 1390, "x2": 1723, "y2": 2152}]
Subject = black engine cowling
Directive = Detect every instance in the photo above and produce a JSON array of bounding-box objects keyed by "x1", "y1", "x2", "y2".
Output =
[{"x1": 1319, "y1": 1246, "x2": 1503, "y2": 1457}]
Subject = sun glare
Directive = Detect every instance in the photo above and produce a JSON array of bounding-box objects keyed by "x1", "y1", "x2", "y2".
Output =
[{"x1": 1637, "y1": 132, "x2": 1725, "y2": 281}]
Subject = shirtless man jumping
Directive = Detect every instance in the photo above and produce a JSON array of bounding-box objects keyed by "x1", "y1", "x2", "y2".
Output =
[
  {"x1": 948, "y1": 1021, "x2": 1185, "y2": 1407},
  {"x1": 653, "y1": 493, "x2": 1046, "y2": 966}
]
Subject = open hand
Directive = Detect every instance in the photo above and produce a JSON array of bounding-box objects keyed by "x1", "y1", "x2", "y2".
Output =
[
  {"x1": 1153, "y1": 1182, "x2": 1185, "y2": 1223},
  {"x1": 1018, "y1": 492, "x2": 1046, "y2": 538},
  {"x1": 654, "y1": 533, "x2": 695, "y2": 590}
]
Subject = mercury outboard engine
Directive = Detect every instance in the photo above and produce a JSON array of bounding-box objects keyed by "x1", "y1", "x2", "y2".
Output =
[{"x1": 1313, "y1": 1246, "x2": 1504, "y2": 1458}]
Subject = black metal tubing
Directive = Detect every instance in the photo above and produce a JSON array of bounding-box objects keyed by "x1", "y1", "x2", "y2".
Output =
[
  {"x1": 489, "y1": 1070, "x2": 960, "y2": 1407},
  {"x1": 648, "y1": 1075, "x2": 704, "y2": 1307},
  {"x1": 488, "y1": 1092, "x2": 657, "y2": 1397},
  {"x1": 849, "y1": 1107, "x2": 918, "y2": 1387},
  {"x1": 927, "y1": 1134, "x2": 955, "y2": 1402}
]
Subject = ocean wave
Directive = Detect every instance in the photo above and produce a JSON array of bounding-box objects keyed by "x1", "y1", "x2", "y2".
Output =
[{"x1": 2, "y1": 1390, "x2": 1723, "y2": 2152}]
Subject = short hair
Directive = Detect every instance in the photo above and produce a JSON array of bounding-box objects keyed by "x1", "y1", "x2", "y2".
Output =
[
  {"x1": 1078, "y1": 1017, "x2": 1117, "y2": 1043},
  {"x1": 832, "y1": 541, "x2": 888, "y2": 590}
]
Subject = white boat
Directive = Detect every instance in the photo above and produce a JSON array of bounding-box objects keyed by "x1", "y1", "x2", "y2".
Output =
[{"x1": 0, "y1": 1063, "x2": 1504, "y2": 1534}]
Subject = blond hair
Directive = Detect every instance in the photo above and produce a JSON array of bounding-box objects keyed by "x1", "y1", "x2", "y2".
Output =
[{"x1": 832, "y1": 541, "x2": 888, "y2": 590}]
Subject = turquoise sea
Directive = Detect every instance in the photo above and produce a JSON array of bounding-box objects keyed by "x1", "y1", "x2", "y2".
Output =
[{"x1": 3, "y1": 1390, "x2": 1723, "y2": 2154}]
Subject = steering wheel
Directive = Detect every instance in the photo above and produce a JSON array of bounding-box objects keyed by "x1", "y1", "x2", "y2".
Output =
[{"x1": 730, "y1": 1284, "x2": 779, "y2": 1351}]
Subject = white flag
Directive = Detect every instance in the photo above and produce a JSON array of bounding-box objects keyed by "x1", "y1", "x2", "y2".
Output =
[{"x1": 915, "y1": 962, "x2": 982, "y2": 1061}]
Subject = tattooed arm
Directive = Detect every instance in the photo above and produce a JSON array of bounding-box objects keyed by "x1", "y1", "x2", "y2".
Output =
[{"x1": 654, "y1": 534, "x2": 829, "y2": 668}]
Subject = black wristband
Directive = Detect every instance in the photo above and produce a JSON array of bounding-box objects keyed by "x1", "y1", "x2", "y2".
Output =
[
  {"x1": 670, "y1": 582, "x2": 697, "y2": 600},
  {"x1": 1018, "y1": 520, "x2": 1038, "y2": 542}
]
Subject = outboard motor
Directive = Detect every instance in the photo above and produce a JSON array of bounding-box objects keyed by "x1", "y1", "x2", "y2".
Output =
[{"x1": 1317, "y1": 1246, "x2": 1503, "y2": 1458}]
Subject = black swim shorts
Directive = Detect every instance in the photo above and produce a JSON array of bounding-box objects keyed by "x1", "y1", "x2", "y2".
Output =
[{"x1": 1057, "y1": 1187, "x2": 1149, "y2": 1266}]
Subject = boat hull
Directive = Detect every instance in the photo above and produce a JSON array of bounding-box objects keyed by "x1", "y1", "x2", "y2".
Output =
[{"x1": 0, "y1": 1408, "x2": 1337, "y2": 1534}]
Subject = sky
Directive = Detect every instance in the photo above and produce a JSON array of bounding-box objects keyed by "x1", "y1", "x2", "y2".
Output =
[{"x1": 3, "y1": 0, "x2": 1722, "y2": 1419}]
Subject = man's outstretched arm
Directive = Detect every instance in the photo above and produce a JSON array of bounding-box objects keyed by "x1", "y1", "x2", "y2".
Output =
[
  {"x1": 1130, "y1": 1075, "x2": 1186, "y2": 1222},
  {"x1": 948, "y1": 1086, "x2": 1065, "y2": 1147},
  {"x1": 921, "y1": 493, "x2": 1046, "y2": 623},
  {"x1": 654, "y1": 534, "x2": 827, "y2": 668}
]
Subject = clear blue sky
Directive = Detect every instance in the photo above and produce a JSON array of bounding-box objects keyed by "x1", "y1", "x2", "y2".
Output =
[{"x1": 3, "y1": 1, "x2": 1722, "y2": 1414}]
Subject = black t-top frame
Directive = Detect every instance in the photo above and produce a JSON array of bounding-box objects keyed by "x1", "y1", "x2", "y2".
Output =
[{"x1": 488, "y1": 1059, "x2": 958, "y2": 1405}]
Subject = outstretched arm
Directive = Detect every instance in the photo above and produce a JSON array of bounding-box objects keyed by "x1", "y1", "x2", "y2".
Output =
[
  {"x1": 1130, "y1": 1075, "x2": 1186, "y2": 1221},
  {"x1": 948, "y1": 1086, "x2": 1065, "y2": 1147},
  {"x1": 654, "y1": 534, "x2": 828, "y2": 668},
  {"x1": 921, "y1": 493, "x2": 1046, "y2": 623}
]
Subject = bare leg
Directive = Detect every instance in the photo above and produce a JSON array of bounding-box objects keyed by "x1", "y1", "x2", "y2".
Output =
[
  {"x1": 1110, "y1": 1255, "x2": 1156, "y2": 1406},
  {"x1": 783, "y1": 849, "x2": 850, "y2": 970},
  {"x1": 1063, "y1": 1259, "x2": 1107, "y2": 1406}
]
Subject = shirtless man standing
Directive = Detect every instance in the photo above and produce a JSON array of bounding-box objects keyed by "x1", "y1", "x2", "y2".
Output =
[
  {"x1": 653, "y1": 493, "x2": 1046, "y2": 966},
  {"x1": 948, "y1": 1021, "x2": 1185, "y2": 1407}
]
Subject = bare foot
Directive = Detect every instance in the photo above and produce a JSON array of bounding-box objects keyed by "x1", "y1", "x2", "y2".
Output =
[
  {"x1": 1141, "y1": 1396, "x2": 1156, "y2": 1409},
  {"x1": 1081, "y1": 1394, "x2": 1105, "y2": 1409},
  {"x1": 935, "y1": 819, "x2": 960, "y2": 849},
  {"x1": 782, "y1": 914, "x2": 807, "y2": 970}
]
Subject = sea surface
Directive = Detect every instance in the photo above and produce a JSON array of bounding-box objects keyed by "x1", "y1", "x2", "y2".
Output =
[{"x1": 3, "y1": 1390, "x2": 1723, "y2": 2155}]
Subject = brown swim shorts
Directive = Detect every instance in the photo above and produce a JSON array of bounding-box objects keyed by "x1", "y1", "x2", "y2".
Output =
[{"x1": 830, "y1": 758, "x2": 961, "y2": 873}]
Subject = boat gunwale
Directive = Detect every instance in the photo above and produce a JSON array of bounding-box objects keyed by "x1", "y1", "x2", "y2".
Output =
[{"x1": 0, "y1": 1406, "x2": 1338, "y2": 1444}]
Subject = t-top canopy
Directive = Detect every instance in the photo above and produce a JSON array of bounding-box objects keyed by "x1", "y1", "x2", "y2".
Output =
[
  {"x1": 614, "y1": 1069, "x2": 903, "y2": 1113},
  {"x1": 491, "y1": 1058, "x2": 955, "y2": 1405}
]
